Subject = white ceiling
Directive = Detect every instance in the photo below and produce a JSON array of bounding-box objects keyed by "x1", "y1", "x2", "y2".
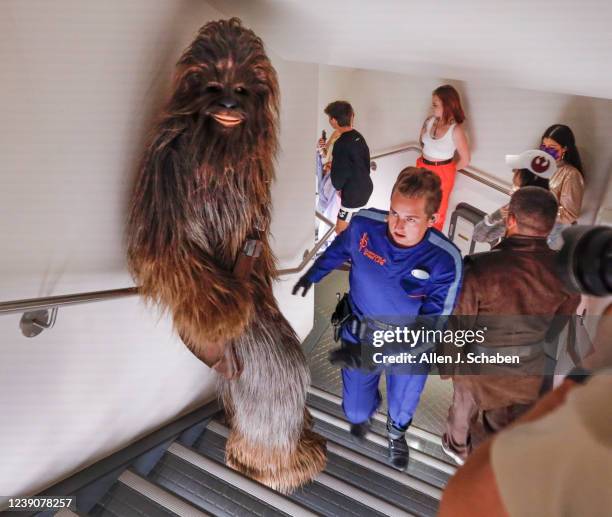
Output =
[{"x1": 211, "y1": 0, "x2": 612, "y2": 100}]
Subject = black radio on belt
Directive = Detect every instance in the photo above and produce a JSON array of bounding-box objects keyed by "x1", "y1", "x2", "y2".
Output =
[{"x1": 331, "y1": 292, "x2": 354, "y2": 342}]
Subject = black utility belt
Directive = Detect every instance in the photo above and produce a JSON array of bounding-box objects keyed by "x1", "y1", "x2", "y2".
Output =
[
  {"x1": 421, "y1": 156, "x2": 453, "y2": 166},
  {"x1": 331, "y1": 293, "x2": 404, "y2": 342},
  {"x1": 348, "y1": 318, "x2": 399, "y2": 342}
]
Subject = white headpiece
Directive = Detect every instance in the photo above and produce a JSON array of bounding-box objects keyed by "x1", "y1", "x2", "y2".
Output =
[{"x1": 505, "y1": 149, "x2": 557, "y2": 179}]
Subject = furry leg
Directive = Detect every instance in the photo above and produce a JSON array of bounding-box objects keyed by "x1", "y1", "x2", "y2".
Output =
[{"x1": 218, "y1": 308, "x2": 327, "y2": 493}]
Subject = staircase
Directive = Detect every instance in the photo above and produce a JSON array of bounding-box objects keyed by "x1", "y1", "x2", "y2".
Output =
[
  {"x1": 5, "y1": 275, "x2": 457, "y2": 517},
  {"x1": 62, "y1": 387, "x2": 454, "y2": 517}
]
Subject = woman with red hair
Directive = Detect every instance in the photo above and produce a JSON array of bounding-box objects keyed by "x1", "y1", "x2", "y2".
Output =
[{"x1": 417, "y1": 85, "x2": 470, "y2": 231}]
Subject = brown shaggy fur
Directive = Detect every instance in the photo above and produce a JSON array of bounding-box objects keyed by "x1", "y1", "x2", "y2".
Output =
[
  {"x1": 225, "y1": 412, "x2": 327, "y2": 492},
  {"x1": 126, "y1": 18, "x2": 326, "y2": 491}
]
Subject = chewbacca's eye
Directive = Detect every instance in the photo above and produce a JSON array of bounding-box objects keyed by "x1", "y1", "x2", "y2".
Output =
[
  {"x1": 206, "y1": 83, "x2": 222, "y2": 93},
  {"x1": 234, "y1": 86, "x2": 248, "y2": 96}
]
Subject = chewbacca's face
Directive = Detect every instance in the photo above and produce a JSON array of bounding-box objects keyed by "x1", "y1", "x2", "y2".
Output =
[
  {"x1": 200, "y1": 59, "x2": 263, "y2": 130},
  {"x1": 172, "y1": 19, "x2": 279, "y2": 138},
  {"x1": 206, "y1": 81, "x2": 247, "y2": 129}
]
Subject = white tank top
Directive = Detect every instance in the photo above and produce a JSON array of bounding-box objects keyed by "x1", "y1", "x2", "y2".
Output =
[{"x1": 421, "y1": 117, "x2": 456, "y2": 160}]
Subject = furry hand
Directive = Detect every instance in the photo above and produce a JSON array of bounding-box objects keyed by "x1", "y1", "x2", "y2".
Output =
[{"x1": 292, "y1": 275, "x2": 313, "y2": 297}]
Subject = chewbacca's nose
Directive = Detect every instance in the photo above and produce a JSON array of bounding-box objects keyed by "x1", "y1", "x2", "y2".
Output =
[{"x1": 218, "y1": 97, "x2": 238, "y2": 109}]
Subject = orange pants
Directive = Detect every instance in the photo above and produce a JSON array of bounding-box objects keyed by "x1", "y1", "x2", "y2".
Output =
[{"x1": 416, "y1": 157, "x2": 457, "y2": 231}]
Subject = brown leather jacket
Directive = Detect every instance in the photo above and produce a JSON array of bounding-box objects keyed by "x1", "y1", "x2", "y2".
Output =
[{"x1": 452, "y1": 235, "x2": 580, "y2": 409}]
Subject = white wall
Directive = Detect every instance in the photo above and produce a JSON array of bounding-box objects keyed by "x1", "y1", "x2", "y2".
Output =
[
  {"x1": 208, "y1": 0, "x2": 612, "y2": 101},
  {"x1": 316, "y1": 66, "x2": 612, "y2": 222},
  {"x1": 0, "y1": 0, "x2": 317, "y2": 500},
  {"x1": 0, "y1": 297, "x2": 216, "y2": 505},
  {"x1": 317, "y1": 66, "x2": 359, "y2": 132},
  {"x1": 269, "y1": 54, "x2": 319, "y2": 340}
]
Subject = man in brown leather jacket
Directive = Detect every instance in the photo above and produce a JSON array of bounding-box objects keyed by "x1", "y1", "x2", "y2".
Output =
[{"x1": 442, "y1": 186, "x2": 580, "y2": 465}]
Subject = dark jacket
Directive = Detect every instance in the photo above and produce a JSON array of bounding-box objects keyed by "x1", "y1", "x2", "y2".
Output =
[
  {"x1": 330, "y1": 129, "x2": 373, "y2": 208},
  {"x1": 452, "y1": 235, "x2": 580, "y2": 409}
]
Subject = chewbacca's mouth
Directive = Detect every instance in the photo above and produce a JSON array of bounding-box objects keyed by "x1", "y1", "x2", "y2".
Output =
[{"x1": 211, "y1": 113, "x2": 244, "y2": 127}]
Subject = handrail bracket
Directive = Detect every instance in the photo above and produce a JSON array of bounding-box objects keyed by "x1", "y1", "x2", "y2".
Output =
[{"x1": 20, "y1": 307, "x2": 59, "y2": 338}]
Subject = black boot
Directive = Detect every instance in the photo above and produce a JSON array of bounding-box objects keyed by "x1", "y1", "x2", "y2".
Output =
[
  {"x1": 387, "y1": 418, "x2": 410, "y2": 470},
  {"x1": 349, "y1": 419, "x2": 371, "y2": 444}
]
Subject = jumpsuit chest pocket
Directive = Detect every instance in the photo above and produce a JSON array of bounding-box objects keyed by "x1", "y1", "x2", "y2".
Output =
[{"x1": 400, "y1": 269, "x2": 430, "y2": 299}]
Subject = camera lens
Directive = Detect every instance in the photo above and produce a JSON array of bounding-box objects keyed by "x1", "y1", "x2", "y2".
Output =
[{"x1": 557, "y1": 226, "x2": 612, "y2": 296}]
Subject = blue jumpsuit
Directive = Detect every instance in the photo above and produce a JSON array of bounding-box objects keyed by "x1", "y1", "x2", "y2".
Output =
[{"x1": 305, "y1": 209, "x2": 463, "y2": 429}]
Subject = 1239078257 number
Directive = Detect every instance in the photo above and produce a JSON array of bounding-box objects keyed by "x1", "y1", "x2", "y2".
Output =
[{"x1": 5, "y1": 496, "x2": 76, "y2": 512}]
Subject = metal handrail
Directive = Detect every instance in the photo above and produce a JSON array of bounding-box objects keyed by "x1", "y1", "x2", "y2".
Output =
[
  {"x1": 277, "y1": 211, "x2": 335, "y2": 275},
  {"x1": 459, "y1": 167, "x2": 512, "y2": 196},
  {"x1": 371, "y1": 141, "x2": 512, "y2": 196},
  {"x1": 1, "y1": 146, "x2": 508, "y2": 314},
  {"x1": 0, "y1": 213, "x2": 335, "y2": 314},
  {"x1": 0, "y1": 287, "x2": 139, "y2": 315},
  {"x1": 370, "y1": 142, "x2": 422, "y2": 160}
]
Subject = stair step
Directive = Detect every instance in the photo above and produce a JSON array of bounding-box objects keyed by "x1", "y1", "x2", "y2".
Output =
[
  {"x1": 121, "y1": 470, "x2": 211, "y2": 516},
  {"x1": 198, "y1": 422, "x2": 412, "y2": 517},
  {"x1": 203, "y1": 422, "x2": 440, "y2": 516},
  {"x1": 90, "y1": 471, "x2": 206, "y2": 517},
  {"x1": 149, "y1": 442, "x2": 316, "y2": 517},
  {"x1": 307, "y1": 386, "x2": 454, "y2": 468},
  {"x1": 325, "y1": 442, "x2": 441, "y2": 516},
  {"x1": 310, "y1": 409, "x2": 452, "y2": 490}
]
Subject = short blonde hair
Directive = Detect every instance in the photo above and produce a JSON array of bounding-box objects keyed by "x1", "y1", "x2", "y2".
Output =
[{"x1": 392, "y1": 167, "x2": 442, "y2": 216}]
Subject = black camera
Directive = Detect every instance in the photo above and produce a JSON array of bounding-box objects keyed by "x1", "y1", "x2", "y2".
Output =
[{"x1": 557, "y1": 225, "x2": 612, "y2": 296}]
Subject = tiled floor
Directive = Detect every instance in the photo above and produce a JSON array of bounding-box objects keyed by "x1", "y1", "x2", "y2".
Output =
[{"x1": 304, "y1": 269, "x2": 452, "y2": 436}]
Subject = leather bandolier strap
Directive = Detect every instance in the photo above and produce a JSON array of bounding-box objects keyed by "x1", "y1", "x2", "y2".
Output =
[
  {"x1": 211, "y1": 231, "x2": 264, "y2": 379},
  {"x1": 178, "y1": 231, "x2": 263, "y2": 380}
]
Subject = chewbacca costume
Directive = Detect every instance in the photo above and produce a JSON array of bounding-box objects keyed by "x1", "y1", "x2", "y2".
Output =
[{"x1": 127, "y1": 18, "x2": 326, "y2": 493}]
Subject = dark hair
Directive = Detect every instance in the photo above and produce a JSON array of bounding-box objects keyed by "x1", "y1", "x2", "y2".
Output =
[
  {"x1": 514, "y1": 169, "x2": 550, "y2": 190},
  {"x1": 392, "y1": 167, "x2": 442, "y2": 216},
  {"x1": 433, "y1": 85, "x2": 465, "y2": 124},
  {"x1": 324, "y1": 101, "x2": 354, "y2": 127},
  {"x1": 508, "y1": 186, "x2": 558, "y2": 236},
  {"x1": 541, "y1": 124, "x2": 583, "y2": 176}
]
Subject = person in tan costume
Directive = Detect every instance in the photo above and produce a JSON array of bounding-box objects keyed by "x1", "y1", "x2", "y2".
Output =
[
  {"x1": 442, "y1": 186, "x2": 580, "y2": 465},
  {"x1": 540, "y1": 124, "x2": 585, "y2": 249}
]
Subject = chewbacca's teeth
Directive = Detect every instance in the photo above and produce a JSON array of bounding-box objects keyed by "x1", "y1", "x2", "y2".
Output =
[{"x1": 212, "y1": 113, "x2": 243, "y2": 126}]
